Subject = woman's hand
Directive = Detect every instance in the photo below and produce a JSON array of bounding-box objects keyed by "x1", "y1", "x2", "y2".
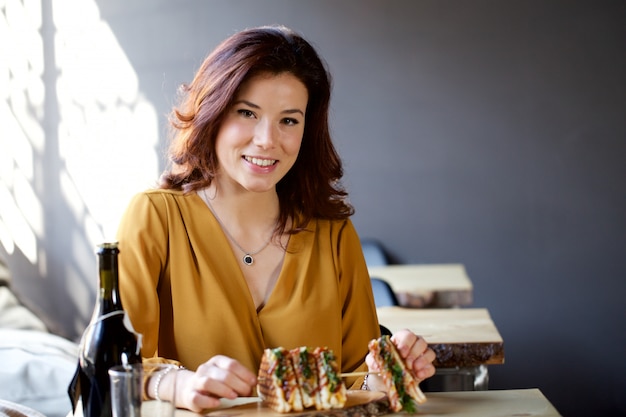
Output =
[
  {"x1": 388, "y1": 329, "x2": 436, "y2": 380},
  {"x1": 365, "y1": 329, "x2": 436, "y2": 391},
  {"x1": 176, "y1": 355, "x2": 257, "y2": 412}
]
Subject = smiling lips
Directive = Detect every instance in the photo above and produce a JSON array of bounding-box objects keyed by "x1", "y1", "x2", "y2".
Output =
[{"x1": 244, "y1": 156, "x2": 277, "y2": 167}]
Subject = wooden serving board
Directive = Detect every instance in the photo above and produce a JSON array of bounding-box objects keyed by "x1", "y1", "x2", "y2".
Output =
[{"x1": 197, "y1": 391, "x2": 389, "y2": 417}]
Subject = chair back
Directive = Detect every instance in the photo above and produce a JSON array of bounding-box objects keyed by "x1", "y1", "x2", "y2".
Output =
[
  {"x1": 361, "y1": 239, "x2": 388, "y2": 267},
  {"x1": 370, "y1": 277, "x2": 399, "y2": 307}
]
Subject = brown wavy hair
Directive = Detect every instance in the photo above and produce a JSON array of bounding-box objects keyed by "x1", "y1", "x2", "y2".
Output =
[{"x1": 160, "y1": 25, "x2": 354, "y2": 234}]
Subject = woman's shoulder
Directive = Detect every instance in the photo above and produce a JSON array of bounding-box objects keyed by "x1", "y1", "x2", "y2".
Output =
[
  {"x1": 299, "y1": 217, "x2": 362, "y2": 260},
  {"x1": 139, "y1": 188, "x2": 186, "y2": 197},
  {"x1": 307, "y1": 217, "x2": 356, "y2": 237},
  {"x1": 131, "y1": 188, "x2": 190, "y2": 203},
  {"x1": 312, "y1": 216, "x2": 354, "y2": 227},
  {"x1": 124, "y1": 188, "x2": 197, "y2": 214}
]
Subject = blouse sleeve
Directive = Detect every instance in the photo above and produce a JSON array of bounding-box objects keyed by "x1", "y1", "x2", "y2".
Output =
[
  {"x1": 337, "y1": 219, "x2": 381, "y2": 389},
  {"x1": 115, "y1": 192, "x2": 170, "y2": 362}
]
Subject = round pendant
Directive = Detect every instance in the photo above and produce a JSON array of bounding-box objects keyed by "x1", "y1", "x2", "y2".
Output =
[{"x1": 243, "y1": 254, "x2": 254, "y2": 266}]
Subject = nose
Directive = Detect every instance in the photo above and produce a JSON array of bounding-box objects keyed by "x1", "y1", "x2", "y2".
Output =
[{"x1": 253, "y1": 118, "x2": 276, "y2": 149}]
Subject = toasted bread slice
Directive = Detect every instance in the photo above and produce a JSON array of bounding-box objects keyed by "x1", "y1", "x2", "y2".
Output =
[
  {"x1": 314, "y1": 347, "x2": 347, "y2": 409},
  {"x1": 257, "y1": 347, "x2": 304, "y2": 412},
  {"x1": 290, "y1": 346, "x2": 320, "y2": 409}
]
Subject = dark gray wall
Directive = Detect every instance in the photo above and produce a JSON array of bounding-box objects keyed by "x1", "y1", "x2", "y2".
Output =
[{"x1": 2, "y1": 1, "x2": 624, "y2": 416}]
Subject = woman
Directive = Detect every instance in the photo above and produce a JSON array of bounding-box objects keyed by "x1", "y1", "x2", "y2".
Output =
[{"x1": 116, "y1": 25, "x2": 435, "y2": 412}]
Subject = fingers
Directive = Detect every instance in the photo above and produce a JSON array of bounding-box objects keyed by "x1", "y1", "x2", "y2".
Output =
[
  {"x1": 391, "y1": 329, "x2": 436, "y2": 381},
  {"x1": 179, "y1": 356, "x2": 257, "y2": 413},
  {"x1": 365, "y1": 351, "x2": 381, "y2": 372},
  {"x1": 414, "y1": 348, "x2": 436, "y2": 380},
  {"x1": 198, "y1": 355, "x2": 257, "y2": 396},
  {"x1": 391, "y1": 328, "x2": 427, "y2": 367}
]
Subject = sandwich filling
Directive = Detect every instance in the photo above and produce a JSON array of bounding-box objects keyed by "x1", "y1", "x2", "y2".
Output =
[{"x1": 369, "y1": 335, "x2": 427, "y2": 413}]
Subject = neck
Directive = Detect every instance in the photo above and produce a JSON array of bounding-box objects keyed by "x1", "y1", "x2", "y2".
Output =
[
  {"x1": 201, "y1": 186, "x2": 280, "y2": 248},
  {"x1": 204, "y1": 184, "x2": 279, "y2": 225}
]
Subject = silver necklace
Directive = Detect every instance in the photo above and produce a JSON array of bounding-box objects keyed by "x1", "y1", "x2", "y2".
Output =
[{"x1": 203, "y1": 189, "x2": 273, "y2": 266}]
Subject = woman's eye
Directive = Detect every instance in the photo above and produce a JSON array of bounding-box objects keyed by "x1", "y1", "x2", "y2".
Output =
[
  {"x1": 282, "y1": 117, "x2": 300, "y2": 126},
  {"x1": 237, "y1": 109, "x2": 255, "y2": 118}
]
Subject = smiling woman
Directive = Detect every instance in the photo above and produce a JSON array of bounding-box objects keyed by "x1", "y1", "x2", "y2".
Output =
[{"x1": 114, "y1": 25, "x2": 435, "y2": 413}]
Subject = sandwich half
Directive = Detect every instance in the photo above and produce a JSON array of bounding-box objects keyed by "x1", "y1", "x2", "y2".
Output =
[
  {"x1": 289, "y1": 346, "x2": 320, "y2": 409},
  {"x1": 368, "y1": 335, "x2": 427, "y2": 412},
  {"x1": 313, "y1": 347, "x2": 347, "y2": 409},
  {"x1": 257, "y1": 347, "x2": 304, "y2": 412}
]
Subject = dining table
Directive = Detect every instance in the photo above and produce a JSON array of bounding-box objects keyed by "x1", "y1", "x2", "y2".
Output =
[
  {"x1": 376, "y1": 306, "x2": 504, "y2": 392},
  {"x1": 165, "y1": 388, "x2": 561, "y2": 417},
  {"x1": 376, "y1": 306, "x2": 504, "y2": 368},
  {"x1": 368, "y1": 264, "x2": 473, "y2": 308},
  {"x1": 71, "y1": 388, "x2": 562, "y2": 417}
]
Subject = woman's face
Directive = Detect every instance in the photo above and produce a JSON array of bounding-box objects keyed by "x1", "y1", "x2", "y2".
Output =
[{"x1": 214, "y1": 72, "x2": 308, "y2": 194}]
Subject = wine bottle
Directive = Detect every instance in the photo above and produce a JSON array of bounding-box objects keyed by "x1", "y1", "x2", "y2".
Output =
[{"x1": 68, "y1": 242, "x2": 142, "y2": 417}]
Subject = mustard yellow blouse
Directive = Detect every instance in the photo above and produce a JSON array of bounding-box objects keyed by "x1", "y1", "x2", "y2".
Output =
[{"x1": 116, "y1": 189, "x2": 380, "y2": 389}]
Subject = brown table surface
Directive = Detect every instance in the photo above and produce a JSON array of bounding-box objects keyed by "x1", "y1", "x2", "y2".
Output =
[
  {"x1": 368, "y1": 264, "x2": 473, "y2": 307},
  {"x1": 376, "y1": 307, "x2": 504, "y2": 367},
  {"x1": 170, "y1": 389, "x2": 560, "y2": 417}
]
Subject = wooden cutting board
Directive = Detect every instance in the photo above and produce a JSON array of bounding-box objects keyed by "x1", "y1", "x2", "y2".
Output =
[{"x1": 197, "y1": 391, "x2": 389, "y2": 417}]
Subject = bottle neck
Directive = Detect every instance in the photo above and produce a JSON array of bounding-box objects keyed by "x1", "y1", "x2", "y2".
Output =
[{"x1": 96, "y1": 246, "x2": 123, "y2": 313}]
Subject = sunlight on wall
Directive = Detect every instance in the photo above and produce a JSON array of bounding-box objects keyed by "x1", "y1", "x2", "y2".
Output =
[
  {"x1": 53, "y1": 0, "x2": 160, "y2": 242},
  {"x1": 1, "y1": 0, "x2": 160, "y2": 266},
  {"x1": 2, "y1": 0, "x2": 160, "y2": 336},
  {"x1": 1, "y1": 0, "x2": 44, "y2": 264}
]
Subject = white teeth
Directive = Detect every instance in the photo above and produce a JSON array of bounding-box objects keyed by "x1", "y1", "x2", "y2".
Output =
[{"x1": 245, "y1": 156, "x2": 276, "y2": 167}]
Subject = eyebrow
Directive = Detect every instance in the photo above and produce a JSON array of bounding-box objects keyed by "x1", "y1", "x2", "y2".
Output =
[{"x1": 234, "y1": 100, "x2": 305, "y2": 116}]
